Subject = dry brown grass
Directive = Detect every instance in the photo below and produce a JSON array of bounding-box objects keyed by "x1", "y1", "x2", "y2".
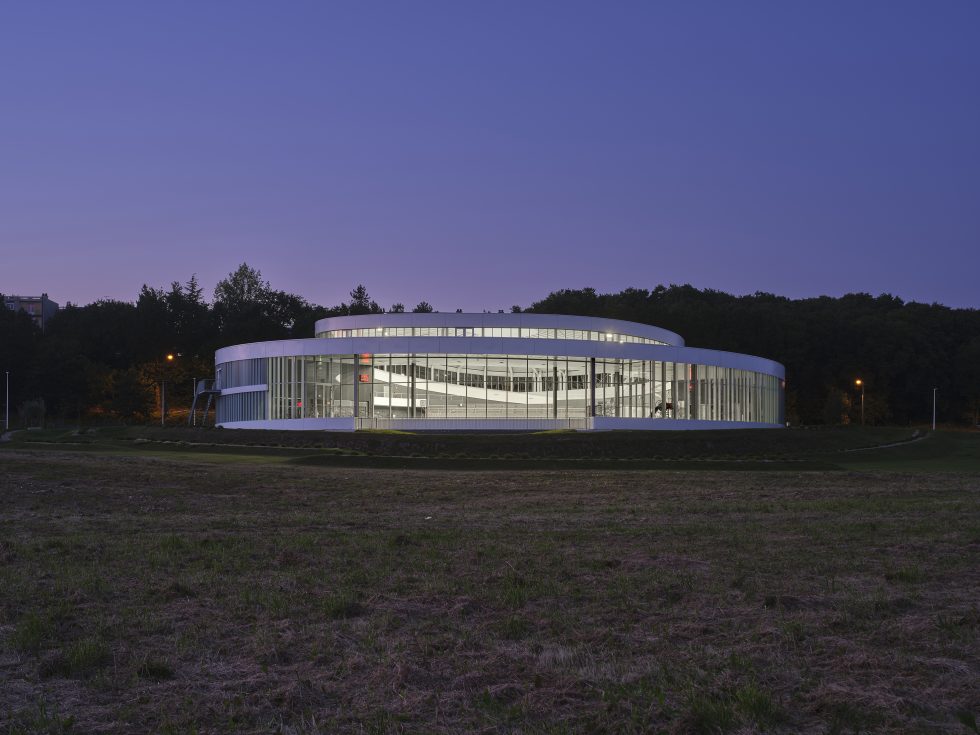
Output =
[{"x1": 0, "y1": 448, "x2": 978, "y2": 733}]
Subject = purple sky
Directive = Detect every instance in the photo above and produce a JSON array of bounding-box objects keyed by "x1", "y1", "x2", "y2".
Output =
[{"x1": 2, "y1": 1, "x2": 978, "y2": 311}]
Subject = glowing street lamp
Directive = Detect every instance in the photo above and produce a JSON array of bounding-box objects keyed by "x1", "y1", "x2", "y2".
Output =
[
  {"x1": 855, "y1": 379, "x2": 865, "y2": 426},
  {"x1": 162, "y1": 353, "x2": 178, "y2": 426}
]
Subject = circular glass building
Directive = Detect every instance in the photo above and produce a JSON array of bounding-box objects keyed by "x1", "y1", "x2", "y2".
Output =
[{"x1": 213, "y1": 313, "x2": 785, "y2": 430}]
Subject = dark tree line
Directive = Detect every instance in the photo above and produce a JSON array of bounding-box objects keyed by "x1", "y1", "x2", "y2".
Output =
[{"x1": 2, "y1": 270, "x2": 978, "y2": 426}]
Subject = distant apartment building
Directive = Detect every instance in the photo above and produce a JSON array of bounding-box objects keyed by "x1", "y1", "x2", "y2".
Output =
[{"x1": 3, "y1": 293, "x2": 59, "y2": 330}]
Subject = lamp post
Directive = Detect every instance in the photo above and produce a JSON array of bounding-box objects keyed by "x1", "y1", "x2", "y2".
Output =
[
  {"x1": 855, "y1": 379, "x2": 865, "y2": 426},
  {"x1": 932, "y1": 387, "x2": 937, "y2": 431},
  {"x1": 161, "y1": 353, "x2": 175, "y2": 427},
  {"x1": 4, "y1": 371, "x2": 8, "y2": 432}
]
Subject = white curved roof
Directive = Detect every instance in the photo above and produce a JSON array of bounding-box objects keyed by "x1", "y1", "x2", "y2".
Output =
[{"x1": 314, "y1": 312, "x2": 684, "y2": 346}]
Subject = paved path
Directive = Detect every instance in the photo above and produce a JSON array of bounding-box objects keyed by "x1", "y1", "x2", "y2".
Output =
[{"x1": 842, "y1": 431, "x2": 931, "y2": 453}]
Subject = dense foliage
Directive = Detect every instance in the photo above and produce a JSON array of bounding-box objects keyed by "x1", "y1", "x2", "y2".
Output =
[{"x1": 2, "y1": 269, "x2": 978, "y2": 425}]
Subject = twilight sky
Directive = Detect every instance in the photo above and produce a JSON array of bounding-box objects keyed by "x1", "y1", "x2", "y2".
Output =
[{"x1": 1, "y1": 1, "x2": 978, "y2": 310}]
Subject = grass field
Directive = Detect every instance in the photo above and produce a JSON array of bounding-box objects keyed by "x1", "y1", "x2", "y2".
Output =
[
  {"x1": 5, "y1": 424, "x2": 977, "y2": 472},
  {"x1": 1, "y1": 428, "x2": 978, "y2": 733}
]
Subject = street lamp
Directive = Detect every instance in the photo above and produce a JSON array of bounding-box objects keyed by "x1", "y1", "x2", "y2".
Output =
[
  {"x1": 4, "y1": 371, "x2": 8, "y2": 432},
  {"x1": 162, "y1": 353, "x2": 176, "y2": 427},
  {"x1": 932, "y1": 387, "x2": 937, "y2": 431},
  {"x1": 855, "y1": 379, "x2": 865, "y2": 426}
]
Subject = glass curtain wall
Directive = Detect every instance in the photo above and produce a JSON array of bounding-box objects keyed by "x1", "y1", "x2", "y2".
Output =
[
  {"x1": 246, "y1": 354, "x2": 783, "y2": 424},
  {"x1": 365, "y1": 355, "x2": 594, "y2": 419},
  {"x1": 216, "y1": 358, "x2": 266, "y2": 390},
  {"x1": 266, "y1": 355, "x2": 356, "y2": 419},
  {"x1": 215, "y1": 392, "x2": 266, "y2": 423}
]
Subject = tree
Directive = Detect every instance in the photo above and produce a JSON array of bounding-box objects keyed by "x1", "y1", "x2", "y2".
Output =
[
  {"x1": 185, "y1": 273, "x2": 204, "y2": 305},
  {"x1": 213, "y1": 264, "x2": 270, "y2": 311},
  {"x1": 18, "y1": 398, "x2": 45, "y2": 428},
  {"x1": 0, "y1": 295, "x2": 41, "y2": 412},
  {"x1": 389, "y1": 303, "x2": 405, "y2": 313},
  {"x1": 165, "y1": 275, "x2": 211, "y2": 356},
  {"x1": 822, "y1": 388, "x2": 851, "y2": 426},
  {"x1": 109, "y1": 367, "x2": 154, "y2": 421},
  {"x1": 413, "y1": 301, "x2": 434, "y2": 313},
  {"x1": 212, "y1": 264, "x2": 316, "y2": 344},
  {"x1": 136, "y1": 285, "x2": 176, "y2": 362},
  {"x1": 44, "y1": 300, "x2": 141, "y2": 369},
  {"x1": 954, "y1": 337, "x2": 980, "y2": 425},
  {"x1": 347, "y1": 285, "x2": 382, "y2": 316},
  {"x1": 860, "y1": 392, "x2": 890, "y2": 426}
]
